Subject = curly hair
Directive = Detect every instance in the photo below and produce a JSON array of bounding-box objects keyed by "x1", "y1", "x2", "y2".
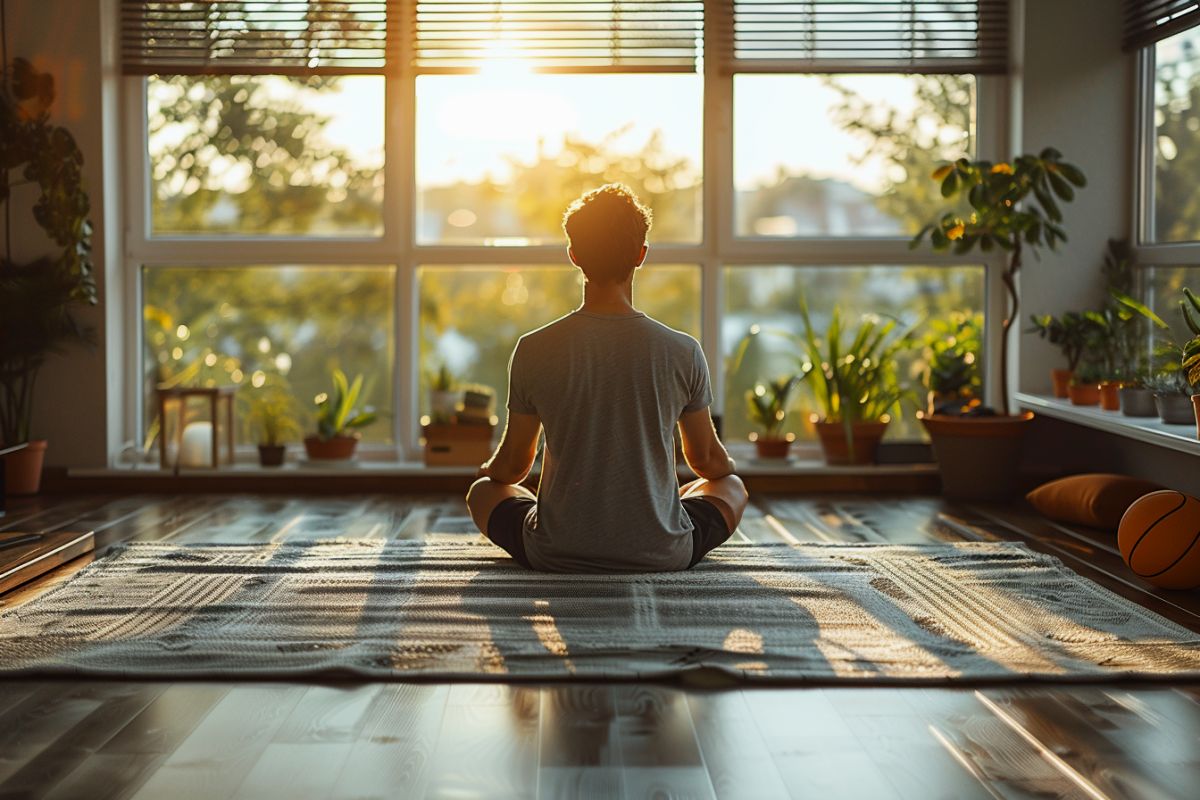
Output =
[{"x1": 561, "y1": 183, "x2": 653, "y2": 283}]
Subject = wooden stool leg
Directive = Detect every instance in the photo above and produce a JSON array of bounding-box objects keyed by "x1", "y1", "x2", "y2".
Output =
[
  {"x1": 210, "y1": 395, "x2": 219, "y2": 468},
  {"x1": 226, "y1": 396, "x2": 235, "y2": 466},
  {"x1": 159, "y1": 394, "x2": 168, "y2": 470},
  {"x1": 174, "y1": 398, "x2": 185, "y2": 476}
]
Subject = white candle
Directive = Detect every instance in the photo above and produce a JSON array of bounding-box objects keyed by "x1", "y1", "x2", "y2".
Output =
[{"x1": 179, "y1": 421, "x2": 214, "y2": 468}]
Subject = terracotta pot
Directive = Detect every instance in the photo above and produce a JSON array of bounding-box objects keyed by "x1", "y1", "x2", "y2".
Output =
[
  {"x1": 1066, "y1": 382, "x2": 1100, "y2": 406},
  {"x1": 1194, "y1": 395, "x2": 1200, "y2": 440},
  {"x1": 1098, "y1": 381, "x2": 1123, "y2": 411},
  {"x1": 814, "y1": 420, "x2": 888, "y2": 466},
  {"x1": 1155, "y1": 393, "x2": 1195, "y2": 425},
  {"x1": 257, "y1": 444, "x2": 286, "y2": 467},
  {"x1": 921, "y1": 413, "x2": 1033, "y2": 500},
  {"x1": 1119, "y1": 387, "x2": 1157, "y2": 417},
  {"x1": 303, "y1": 435, "x2": 358, "y2": 461},
  {"x1": 754, "y1": 437, "x2": 791, "y2": 460},
  {"x1": 2, "y1": 439, "x2": 47, "y2": 496},
  {"x1": 1050, "y1": 369, "x2": 1073, "y2": 398}
]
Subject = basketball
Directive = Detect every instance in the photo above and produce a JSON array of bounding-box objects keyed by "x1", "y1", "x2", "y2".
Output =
[{"x1": 1118, "y1": 490, "x2": 1200, "y2": 590}]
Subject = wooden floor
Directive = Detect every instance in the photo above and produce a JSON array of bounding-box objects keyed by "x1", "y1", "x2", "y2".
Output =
[{"x1": 2, "y1": 492, "x2": 1200, "y2": 800}]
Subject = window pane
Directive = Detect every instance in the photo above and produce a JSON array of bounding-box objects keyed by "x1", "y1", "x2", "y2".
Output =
[
  {"x1": 722, "y1": 265, "x2": 986, "y2": 442},
  {"x1": 734, "y1": 74, "x2": 975, "y2": 237},
  {"x1": 419, "y1": 265, "x2": 700, "y2": 425},
  {"x1": 143, "y1": 266, "x2": 395, "y2": 446},
  {"x1": 1146, "y1": 265, "x2": 1200, "y2": 346},
  {"x1": 1154, "y1": 28, "x2": 1200, "y2": 242},
  {"x1": 148, "y1": 75, "x2": 384, "y2": 236},
  {"x1": 416, "y1": 74, "x2": 702, "y2": 244}
]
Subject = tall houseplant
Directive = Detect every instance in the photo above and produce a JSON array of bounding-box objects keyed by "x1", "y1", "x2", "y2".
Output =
[
  {"x1": 913, "y1": 150, "x2": 1085, "y2": 498},
  {"x1": 0, "y1": 44, "x2": 97, "y2": 493},
  {"x1": 1180, "y1": 288, "x2": 1200, "y2": 437}
]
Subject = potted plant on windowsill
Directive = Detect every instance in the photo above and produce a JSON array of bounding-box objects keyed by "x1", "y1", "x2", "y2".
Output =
[
  {"x1": 0, "y1": 57, "x2": 98, "y2": 495},
  {"x1": 913, "y1": 149, "x2": 1086, "y2": 500},
  {"x1": 303, "y1": 369, "x2": 378, "y2": 461},
  {"x1": 1066, "y1": 362, "x2": 1103, "y2": 406},
  {"x1": 428, "y1": 363, "x2": 459, "y2": 424},
  {"x1": 244, "y1": 379, "x2": 301, "y2": 467},
  {"x1": 1147, "y1": 370, "x2": 1196, "y2": 425},
  {"x1": 794, "y1": 301, "x2": 914, "y2": 466},
  {"x1": 1028, "y1": 311, "x2": 1094, "y2": 398},
  {"x1": 745, "y1": 376, "x2": 800, "y2": 460}
]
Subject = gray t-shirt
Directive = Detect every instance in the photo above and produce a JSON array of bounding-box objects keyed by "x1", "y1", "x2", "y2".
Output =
[{"x1": 507, "y1": 310, "x2": 713, "y2": 573}]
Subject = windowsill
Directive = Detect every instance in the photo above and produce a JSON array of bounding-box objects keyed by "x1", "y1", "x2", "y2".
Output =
[
  {"x1": 74, "y1": 458, "x2": 936, "y2": 480},
  {"x1": 1016, "y1": 393, "x2": 1200, "y2": 457}
]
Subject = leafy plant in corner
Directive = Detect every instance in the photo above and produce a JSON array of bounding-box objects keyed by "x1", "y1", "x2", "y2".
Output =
[
  {"x1": 913, "y1": 149, "x2": 1086, "y2": 415},
  {"x1": 313, "y1": 369, "x2": 377, "y2": 440},
  {"x1": 0, "y1": 46, "x2": 98, "y2": 447}
]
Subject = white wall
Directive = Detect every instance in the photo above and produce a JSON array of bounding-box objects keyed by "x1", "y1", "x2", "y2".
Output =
[
  {"x1": 1014, "y1": 0, "x2": 1134, "y2": 393},
  {"x1": 1, "y1": 0, "x2": 120, "y2": 467}
]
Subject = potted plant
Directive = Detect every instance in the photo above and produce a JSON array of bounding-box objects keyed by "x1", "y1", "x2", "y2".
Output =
[
  {"x1": 428, "y1": 363, "x2": 459, "y2": 424},
  {"x1": 304, "y1": 369, "x2": 378, "y2": 461},
  {"x1": 1028, "y1": 311, "x2": 1095, "y2": 398},
  {"x1": 0, "y1": 57, "x2": 97, "y2": 494},
  {"x1": 794, "y1": 301, "x2": 914, "y2": 466},
  {"x1": 913, "y1": 149, "x2": 1085, "y2": 499},
  {"x1": 916, "y1": 310, "x2": 983, "y2": 416},
  {"x1": 244, "y1": 380, "x2": 301, "y2": 467},
  {"x1": 745, "y1": 376, "x2": 800, "y2": 459},
  {"x1": 1147, "y1": 370, "x2": 1196, "y2": 425},
  {"x1": 1066, "y1": 361, "x2": 1102, "y2": 406}
]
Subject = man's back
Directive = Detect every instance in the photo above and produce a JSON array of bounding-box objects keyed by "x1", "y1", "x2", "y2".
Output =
[{"x1": 507, "y1": 309, "x2": 712, "y2": 572}]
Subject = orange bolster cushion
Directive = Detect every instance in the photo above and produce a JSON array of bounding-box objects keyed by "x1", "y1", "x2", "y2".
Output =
[{"x1": 1026, "y1": 473, "x2": 1164, "y2": 531}]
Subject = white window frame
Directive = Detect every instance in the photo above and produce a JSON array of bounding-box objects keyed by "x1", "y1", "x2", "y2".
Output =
[{"x1": 119, "y1": 42, "x2": 1008, "y2": 464}]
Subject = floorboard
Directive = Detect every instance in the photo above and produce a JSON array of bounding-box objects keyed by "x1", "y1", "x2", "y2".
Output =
[{"x1": 1, "y1": 492, "x2": 1199, "y2": 799}]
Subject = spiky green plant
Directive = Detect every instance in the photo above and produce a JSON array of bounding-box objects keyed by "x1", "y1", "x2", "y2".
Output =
[
  {"x1": 313, "y1": 369, "x2": 377, "y2": 440},
  {"x1": 794, "y1": 300, "x2": 916, "y2": 459},
  {"x1": 745, "y1": 375, "x2": 799, "y2": 439},
  {"x1": 1182, "y1": 288, "x2": 1200, "y2": 389}
]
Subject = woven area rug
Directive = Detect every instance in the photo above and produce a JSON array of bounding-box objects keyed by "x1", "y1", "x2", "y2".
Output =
[{"x1": 2, "y1": 540, "x2": 1199, "y2": 683}]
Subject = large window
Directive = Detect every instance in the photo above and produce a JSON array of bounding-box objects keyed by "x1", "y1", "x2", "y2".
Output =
[
  {"x1": 124, "y1": 3, "x2": 1002, "y2": 462},
  {"x1": 734, "y1": 74, "x2": 976, "y2": 238}
]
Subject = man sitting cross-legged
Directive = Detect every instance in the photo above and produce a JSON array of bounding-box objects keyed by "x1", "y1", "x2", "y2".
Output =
[{"x1": 465, "y1": 183, "x2": 747, "y2": 572}]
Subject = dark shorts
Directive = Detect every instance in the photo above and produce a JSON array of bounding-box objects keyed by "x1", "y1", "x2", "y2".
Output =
[{"x1": 485, "y1": 496, "x2": 733, "y2": 570}]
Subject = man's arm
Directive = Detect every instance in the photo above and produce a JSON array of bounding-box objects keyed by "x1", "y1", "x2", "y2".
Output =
[
  {"x1": 678, "y1": 407, "x2": 736, "y2": 480},
  {"x1": 478, "y1": 411, "x2": 542, "y2": 485}
]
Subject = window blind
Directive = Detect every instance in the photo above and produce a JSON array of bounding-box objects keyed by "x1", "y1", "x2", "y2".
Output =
[
  {"x1": 721, "y1": 1, "x2": 1010, "y2": 74},
  {"x1": 411, "y1": 1, "x2": 705, "y2": 73},
  {"x1": 121, "y1": 1, "x2": 400, "y2": 76},
  {"x1": 1124, "y1": 1, "x2": 1200, "y2": 51}
]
